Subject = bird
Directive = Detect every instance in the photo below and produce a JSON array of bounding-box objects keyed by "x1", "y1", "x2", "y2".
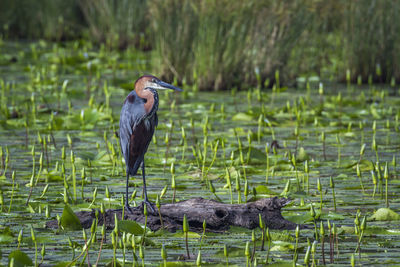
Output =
[{"x1": 119, "y1": 75, "x2": 182, "y2": 213}]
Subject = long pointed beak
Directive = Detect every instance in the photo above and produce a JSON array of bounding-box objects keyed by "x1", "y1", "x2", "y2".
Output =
[{"x1": 156, "y1": 80, "x2": 183, "y2": 92}]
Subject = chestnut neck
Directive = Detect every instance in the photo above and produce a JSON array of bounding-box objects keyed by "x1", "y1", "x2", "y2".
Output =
[{"x1": 135, "y1": 86, "x2": 159, "y2": 117}]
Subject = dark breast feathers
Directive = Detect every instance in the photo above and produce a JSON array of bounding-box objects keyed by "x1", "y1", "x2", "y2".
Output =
[{"x1": 119, "y1": 91, "x2": 158, "y2": 175}]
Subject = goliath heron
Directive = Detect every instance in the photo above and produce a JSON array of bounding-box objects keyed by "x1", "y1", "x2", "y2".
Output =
[{"x1": 119, "y1": 75, "x2": 182, "y2": 213}]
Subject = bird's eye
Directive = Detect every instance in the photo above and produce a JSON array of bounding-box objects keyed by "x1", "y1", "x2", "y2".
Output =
[{"x1": 152, "y1": 78, "x2": 156, "y2": 83}]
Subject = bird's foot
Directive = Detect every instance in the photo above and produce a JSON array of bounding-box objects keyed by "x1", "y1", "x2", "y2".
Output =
[
  {"x1": 141, "y1": 199, "x2": 156, "y2": 215},
  {"x1": 125, "y1": 203, "x2": 134, "y2": 215}
]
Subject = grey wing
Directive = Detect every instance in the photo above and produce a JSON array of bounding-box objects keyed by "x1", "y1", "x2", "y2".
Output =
[{"x1": 119, "y1": 91, "x2": 146, "y2": 165}]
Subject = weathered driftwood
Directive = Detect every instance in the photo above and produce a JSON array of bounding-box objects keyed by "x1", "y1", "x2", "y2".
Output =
[{"x1": 46, "y1": 197, "x2": 300, "y2": 232}]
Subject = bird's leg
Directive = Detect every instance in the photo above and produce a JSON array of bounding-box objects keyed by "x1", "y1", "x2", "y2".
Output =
[
  {"x1": 125, "y1": 172, "x2": 133, "y2": 214},
  {"x1": 141, "y1": 160, "x2": 155, "y2": 213}
]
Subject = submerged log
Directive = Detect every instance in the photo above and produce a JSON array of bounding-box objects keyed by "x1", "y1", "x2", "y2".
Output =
[{"x1": 46, "y1": 197, "x2": 300, "y2": 232}]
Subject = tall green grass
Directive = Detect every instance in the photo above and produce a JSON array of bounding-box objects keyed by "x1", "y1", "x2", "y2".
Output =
[
  {"x1": 341, "y1": 0, "x2": 400, "y2": 82},
  {"x1": 0, "y1": 0, "x2": 148, "y2": 48},
  {"x1": 150, "y1": 0, "x2": 313, "y2": 90},
  {"x1": 78, "y1": 0, "x2": 148, "y2": 49},
  {"x1": 149, "y1": 0, "x2": 198, "y2": 83},
  {"x1": 287, "y1": 1, "x2": 344, "y2": 80},
  {"x1": 1, "y1": 0, "x2": 400, "y2": 88},
  {"x1": 0, "y1": 0, "x2": 81, "y2": 40}
]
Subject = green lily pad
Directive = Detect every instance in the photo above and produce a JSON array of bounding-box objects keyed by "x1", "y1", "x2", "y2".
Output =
[
  {"x1": 255, "y1": 185, "x2": 277, "y2": 195},
  {"x1": 119, "y1": 220, "x2": 144, "y2": 235},
  {"x1": 173, "y1": 231, "x2": 201, "y2": 238},
  {"x1": 322, "y1": 211, "x2": 346, "y2": 220},
  {"x1": 340, "y1": 226, "x2": 355, "y2": 234},
  {"x1": 215, "y1": 246, "x2": 246, "y2": 258},
  {"x1": 232, "y1": 112, "x2": 254, "y2": 121},
  {"x1": 0, "y1": 234, "x2": 14, "y2": 244},
  {"x1": 284, "y1": 212, "x2": 313, "y2": 224},
  {"x1": 60, "y1": 204, "x2": 82, "y2": 230},
  {"x1": 369, "y1": 208, "x2": 400, "y2": 221},
  {"x1": 8, "y1": 249, "x2": 33, "y2": 267},
  {"x1": 234, "y1": 147, "x2": 266, "y2": 164},
  {"x1": 270, "y1": 241, "x2": 294, "y2": 251},
  {"x1": 297, "y1": 147, "x2": 309, "y2": 162}
]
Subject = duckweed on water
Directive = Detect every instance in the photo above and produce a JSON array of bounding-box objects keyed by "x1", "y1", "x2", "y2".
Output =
[{"x1": 0, "y1": 41, "x2": 400, "y2": 266}]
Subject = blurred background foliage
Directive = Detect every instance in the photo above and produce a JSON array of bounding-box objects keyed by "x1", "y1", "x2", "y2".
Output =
[{"x1": 1, "y1": 0, "x2": 399, "y2": 90}]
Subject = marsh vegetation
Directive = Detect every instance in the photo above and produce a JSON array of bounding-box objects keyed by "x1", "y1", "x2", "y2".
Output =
[
  {"x1": 1, "y1": 0, "x2": 400, "y2": 266},
  {"x1": 0, "y1": 40, "x2": 399, "y2": 266}
]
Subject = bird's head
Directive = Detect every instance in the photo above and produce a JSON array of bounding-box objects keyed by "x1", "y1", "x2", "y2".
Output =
[{"x1": 135, "y1": 75, "x2": 183, "y2": 92}]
